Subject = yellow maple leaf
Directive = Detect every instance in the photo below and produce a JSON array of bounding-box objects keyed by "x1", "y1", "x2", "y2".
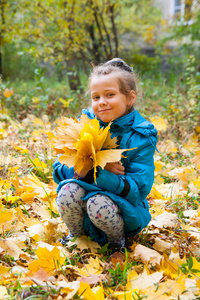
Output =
[
  {"x1": 0, "y1": 128, "x2": 7, "y2": 139},
  {"x1": 8, "y1": 166, "x2": 19, "y2": 174},
  {"x1": 33, "y1": 118, "x2": 44, "y2": 126},
  {"x1": 196, "y1": 279, "x2": 200, "y2": 289},
  {"x1": 195, "y1": 125, "x2": 200, "y2": 133},
  {"x1": 154, "y1": 160, "x2": 163, "y2": 172},
  {"x1": 20, "y1": 191, "x2": 38, "y2": 203},
  {"x1": 78, "y1": 282, "x2": 105, "y2": 300},
  {"x1": 32, "y1": 158, "x2": 48, "y2": 173},
  {"x1": 45, "y1": 131, "x2": 56, "y2": 146},
  {"x1": 6, "y1": 195, "x2": 20, "y2": 203},
  {"x1": 14, "y1": 146, "x2": 29, "y2": 153},
  {"x1": 21, "y1": 174, "x2": 51, "y2": 200},
  {"x1": 0, "y1": 265, "x2": 10, "y2": 278},
  {"x1": 190, "y1": 256, "x2": 200, "y2": 275},
  {"x1": 109, "y1": 288, "x2": 138, "y2": 300},
  {"x1": 3, "y1": 88, "x2": 14, "y2": 98},
  {"x1": 59, "y1": 97, "x2": 73, "y2": 107},
  {"x1": 0, "y1": 210, "x2": 14, "y2": 224},
  {"x1": 127, "y1": 266, "x2": 163, "y2": 291},
  {"x1": 150, "y1": 116, "x2": 168, "y2": 134},
  {"x1": 95, "y1": 148, "x2": 125, "y2": 172},
  {"x1": 147, "y1": 186, "x2": 165, "y2": 200},
  {"x1": 142, "y1": 278, "x2": 185, "y2": 299},
  {"x1": 0, "y1": 179, "x2": 9, "y2": 190},
  {"x1": 28, "y1": 246, "x2": 65, "y2": 275},
  {"x1": 50, "y1": 114, "x2": 131, "y2": 182},
  {"x1": 192, "y1": 149, "x2": 200, "y2": 170},
  {"x1": 102, "y1": 130, "x2": 118, "y2": 149},
  {"x1": 78, "y1": 257, "x2": 102, "y2": 277}
]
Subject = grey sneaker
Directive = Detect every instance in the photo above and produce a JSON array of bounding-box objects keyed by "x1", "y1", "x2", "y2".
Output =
[{"x1": 58, "y1": 233, "x2": 75, "y2": 246}]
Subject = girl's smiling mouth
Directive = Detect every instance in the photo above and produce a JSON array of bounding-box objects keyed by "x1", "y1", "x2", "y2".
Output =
[{"x1": 99, "y1": 109, "x2": 112, "y2": 112}]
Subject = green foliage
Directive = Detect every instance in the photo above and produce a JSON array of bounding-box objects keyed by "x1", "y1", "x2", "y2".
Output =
[
  {"x1": 120, "y1": 0, "x2": 162, "y2": 36},
  {"x1": 1, "y1": 0, "x2": 163, "y2": 84},
  {"x1": 167, "y1": 4, "x2": 200, "y2": 43},
  {"x1": 2, "y1": 0, "x2": 120, "y2": 63},
  {"x1": 155, "y1": 2, "x2": 200, "y2": 84},
  {"x1": 2, "y1": 68, "x2": 89, "y2": 120},
  {"x1": 1, "y1": 0, "x2": 199, "y2": 130},
  {"x1": 126, "y1": 52, "x2": 162, "y2": 79},
  {"x1": 2, "y1": 43, "x2": 37, "y2": 80},
  {"x1": 132, "y1": 292, "x2": 147, "y2": 300},
  {"x1": 179, "y1": 256, "x2": 200, "y2": 278},
  {"x1": 107, "y1": 250, "x2": 135, "y2": 289}
]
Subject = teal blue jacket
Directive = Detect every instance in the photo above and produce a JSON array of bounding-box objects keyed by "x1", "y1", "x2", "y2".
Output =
[{"x1": 53, "y1": 109, "x2": 157, "y2": 245}]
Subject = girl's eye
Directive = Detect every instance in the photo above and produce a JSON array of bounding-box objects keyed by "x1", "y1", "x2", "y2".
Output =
[{"x1": 92, "y1": 96, "x2": 99, "y2": 100}]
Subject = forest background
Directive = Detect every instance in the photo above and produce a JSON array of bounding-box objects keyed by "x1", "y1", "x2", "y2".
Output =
[{"x1": 0, "y1": 0, "x2": 200, "y2": 299}]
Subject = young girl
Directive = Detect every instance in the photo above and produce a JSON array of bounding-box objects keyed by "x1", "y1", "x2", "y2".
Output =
[{"x1": 53, "y1": 58, "x2": 157, "y2": 253}]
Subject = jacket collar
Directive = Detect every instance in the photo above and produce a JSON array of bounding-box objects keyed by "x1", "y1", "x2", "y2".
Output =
[
  {"x1": 100, "y1": 109, "x2": 157, "y2": 137},
  {"x1": 83, "y1": 107, "x2": 157, "y2": 137}
]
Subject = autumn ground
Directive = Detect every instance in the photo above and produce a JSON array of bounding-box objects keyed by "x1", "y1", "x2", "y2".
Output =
[{"x1": 0, "y1": 89, "x2": 200, "y2": 300}]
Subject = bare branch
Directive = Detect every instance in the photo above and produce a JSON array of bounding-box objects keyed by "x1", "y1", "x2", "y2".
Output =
[
  {"x1": 89, "y1": 0, "x2": 109, "y2": 59},
  {"x1": 99, "y1": 9, "x2": 113, "y2": 58},
  {"x1": 109, "y1": 3, "x2": 118, "y2": 57}
]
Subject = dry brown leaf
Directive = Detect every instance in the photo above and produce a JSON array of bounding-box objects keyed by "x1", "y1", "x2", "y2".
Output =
[
  {"x1": 149, "y1": 211, "x2": 178, "y2": 228},
  {"x1": 30, "y1": 268, "x2": 49, "y2": 281},
  {"x1": 0, "y1": 265, "x2": 10, "y2": 278},
  {"x1": 192, "y1": 149, "x2": 200, "y2": 170},
  {"x1": 0, "y1": 286, "x2": 8, "y2": 298},
  {"x1": 0, "y1": 239, "x2": 24, "y2": 260},
  {"x1": 143, "y1": 278, "x2": 186, "y2": 300},
  {"x1": 57, "y1": 280, "x2": 80, "y2": 299},
  {"x1": 79, "y1": 274, "x2": 107, "y2": 284},
  {"x1": 111, "y1": 252, "x2": 125, "y2": 269},
  {"x1": 127, "y1": 267, "x2": 164, "y2": 290},
  {"x1": 133, "y1": 244, "x2": 163, "y2": 266},
  {"x1": 1, "y1": 108, "x2": 200, "y2": 299},
  {"x1": 153, "y1": 237, "x2": 172, "y2": 253},
  {"x1": 67, "y1": 236, "x2": 101, "y2": 252}
]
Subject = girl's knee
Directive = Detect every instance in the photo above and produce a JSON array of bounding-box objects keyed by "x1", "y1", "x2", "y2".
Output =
[
  {"x1": 86, "y1": 196, "x2": 102, "y2": 214},
  {"x1": 57, "y1": 182, "x2": 86, "y2": 206},
  {"x1": 87, "y1": 195, "x2": 117, "y2": 220}
]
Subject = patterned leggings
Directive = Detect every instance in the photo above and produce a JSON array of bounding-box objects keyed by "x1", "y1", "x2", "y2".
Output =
[{"x1": 56, "y1": 183, "x2": 125, "y2": 245}]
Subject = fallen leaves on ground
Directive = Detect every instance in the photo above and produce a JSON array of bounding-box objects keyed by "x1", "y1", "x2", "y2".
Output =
[{"x1": 0, "y1": 113, "x2": 200, "y2": 299}]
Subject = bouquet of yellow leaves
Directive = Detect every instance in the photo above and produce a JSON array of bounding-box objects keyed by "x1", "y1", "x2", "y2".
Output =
[{"x1": 48, "y1": 114, "x2": 129, "y2": 182}]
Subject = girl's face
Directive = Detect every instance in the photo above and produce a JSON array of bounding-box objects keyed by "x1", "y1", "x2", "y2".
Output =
[{"x1": 90, "y1": 74, "x2": 136, "y2": 123}]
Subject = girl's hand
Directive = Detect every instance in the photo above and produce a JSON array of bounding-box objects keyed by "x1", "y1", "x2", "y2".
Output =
[{"x1": 104, "y1": 162, "x2": 125, "y2": 175}]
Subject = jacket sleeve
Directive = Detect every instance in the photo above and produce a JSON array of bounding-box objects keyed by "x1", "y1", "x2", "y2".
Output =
[
  {"x1": 53, "y1": 156, "x2": 74, "y2": 184},
  {"x1": 95, "y1": 136, "x2": 156, "y2": 207}
]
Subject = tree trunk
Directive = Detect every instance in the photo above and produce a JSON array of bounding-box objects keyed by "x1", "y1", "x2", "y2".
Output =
[
  {"x1": 0, "y1": 51, "x2": 2, "y2": 76},
  {"x1": 66, "y1": 57, "x2": 83, "y2": 92},
  {"x1": 0, "y1": 0, "x2": 5, "y2": 77},
  {"x1": 88, "y1": 24, "x2": 102, "y2": 63},
  {"x1": 63, "y1": 1, "x2": 83, "y2": 92}
]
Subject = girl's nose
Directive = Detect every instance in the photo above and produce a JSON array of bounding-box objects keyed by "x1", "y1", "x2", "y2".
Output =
[{"x1": 99, "y1": 96, "x2": 107, "y2": 105}]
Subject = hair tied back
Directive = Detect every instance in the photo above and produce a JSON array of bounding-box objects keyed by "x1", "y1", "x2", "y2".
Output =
[{"x1": 105, "y1": 60, "x2": 133, "y2": 73}]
